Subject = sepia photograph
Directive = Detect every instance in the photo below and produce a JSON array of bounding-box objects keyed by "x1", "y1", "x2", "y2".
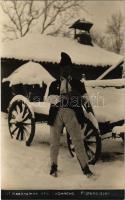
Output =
[{"x1": 0, "y1": 0, "x2": 125, "y2": 199}]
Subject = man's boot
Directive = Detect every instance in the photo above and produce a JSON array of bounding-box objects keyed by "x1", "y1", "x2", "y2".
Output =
[
  {"x1": 50, "y1": 163, "x2": 58, "y2": 177},
  {"x1": 82, "y1": 164, "x2": 94, "y2": 178}
]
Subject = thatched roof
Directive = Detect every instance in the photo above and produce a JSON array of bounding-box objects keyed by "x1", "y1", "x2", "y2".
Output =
[
  {"x1": 2, "y1": 61, "x2": 55, "y2": 86},
  {"x1": 1, "y1": 34, "x2": 123, "y2": 68}
]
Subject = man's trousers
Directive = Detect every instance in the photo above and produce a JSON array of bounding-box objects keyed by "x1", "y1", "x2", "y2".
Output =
[{"x1": 50, "y1": 108, "x2": 88, "y2": 169}]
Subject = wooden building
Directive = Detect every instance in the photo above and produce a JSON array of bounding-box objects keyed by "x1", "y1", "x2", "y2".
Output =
[{"x1": 1, "y1": 20, "x2": 124, "y2": 111}]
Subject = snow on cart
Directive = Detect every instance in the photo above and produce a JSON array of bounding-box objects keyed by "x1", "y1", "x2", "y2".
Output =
[
  {"x1": 85, "y1": 79, "x2": 125, "y2": 138},
  {"x1": 2, "y1": 61, "x2": 125, "y2": 165}
]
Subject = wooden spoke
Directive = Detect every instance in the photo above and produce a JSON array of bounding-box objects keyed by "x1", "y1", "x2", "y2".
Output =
[
  {"x1": 11, "y1": 110, "x2": 17, "y2": 118},
  {"x1": 22, "y1": 127, "x2": 27, "y2": 140},
  {"x1": 23, "y1": 123, "x2": 32, "y2": 125},
  {"x1": 9, "y1": 119, "x2": 16, "y2": 124},
  {"x1": 87, "y1": 146, "x2": 95, "y2": 156},
  {"x1": 84, "y1": 142, "x2": 91, "y2": 159},
  {"x1": 85, "y1": 135, "x2": 96, "y2": 143},
  {"x1": 22, "y1": 113, "x2": 30, "y2": 122},
  {"x1": 10, "y1": 125, "x2": 18, "y2": 138},
  {"x1": 23, "y1": 119, "x2": 31, "y2": 123},
  {"x1": 18, "y1": 101, "x2": 23, "y2": 113},
  {"x1": 15, "y1": 104, "x2": 20, "y2": 115},
  {"x1": 8, "y1": 97, "x2": 35, "y2": 145},
  {"x1": 11, "y1": 126, "x2": 19, "y2": 135},
  {"x1": 85, "y1": 143, "x2": 95, "y2": 158},
  {"x1": 24, "y1": 124, "x2": 31, "y2": 130},
  {"x1": 23, "y1": 126, "x2": 31, "y2": 140},
  {"x1": 16, "y1": 129, "x2": 21, "y2": 140},
  {"x1": 85, "y1": 140, "x2": 97, "y2": 144},
  {"x1": 20, "y1": 128, "x2": 24, "y2": 140},
  {"x1": 22, "y1": 105, "x2": 28, "y2": 119},
  {"x1": 84, "y1": 127, "x2": 89, "y2": 136},
  {"x1": 82, "y1": 123, "x2": 87, "y2": 135},
  {"x1": 84, "y1": 129, "x2": 93, "y2": 139},
  {"x1": 10, "y1": 123, "x2": 16, "y2": 130}
]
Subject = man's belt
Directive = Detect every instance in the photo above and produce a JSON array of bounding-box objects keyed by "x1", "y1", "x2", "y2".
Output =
[{"x1": 58, "y1": 94, "x2": 83, "y2": 108}]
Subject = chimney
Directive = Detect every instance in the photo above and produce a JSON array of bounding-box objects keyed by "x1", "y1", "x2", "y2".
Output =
[{"x1": 69, "y1": 19, "x2": 93, "y2": 46}]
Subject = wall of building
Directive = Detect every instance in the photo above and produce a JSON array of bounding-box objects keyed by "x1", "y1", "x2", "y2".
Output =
[
  {"x1": 1, "y1": 58, "x2": 123, "y2": 112},
  {"x1": 2, "y1": 58, "x2": 123, "y2": 80}
]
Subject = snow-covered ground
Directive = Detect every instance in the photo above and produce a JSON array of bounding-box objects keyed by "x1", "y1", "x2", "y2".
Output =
[{"x1": 1, "y1": 112, "x2": 124, "y2": 190}]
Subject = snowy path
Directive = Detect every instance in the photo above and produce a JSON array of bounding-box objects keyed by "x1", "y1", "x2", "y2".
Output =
[{"x1": 1, "y1": 113, "x2": 124, "y2": 190}]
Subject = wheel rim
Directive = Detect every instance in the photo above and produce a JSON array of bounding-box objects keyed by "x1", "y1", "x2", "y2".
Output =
[
  {"x1": 67, "y1": 121, "x2": 101, "y2": 164},
  {"x1": 8, "y1": 100, "x2": 34, "y2": 143},
  {"x1": 83, "y1": 122, "x2": 101, "y2": 164},
  {"x1": 84, "y1": 129, "x2": 97, "y2": 163}
]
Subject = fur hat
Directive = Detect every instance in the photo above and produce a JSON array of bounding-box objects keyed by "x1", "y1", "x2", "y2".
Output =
[{"x1": 60, "y1": 52, "x2": 72, "y2": 66}]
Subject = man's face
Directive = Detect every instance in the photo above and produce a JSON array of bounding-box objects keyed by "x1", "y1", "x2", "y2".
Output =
[{"x1": 60, "y1": 65, "x2": 71, "y2": 78}]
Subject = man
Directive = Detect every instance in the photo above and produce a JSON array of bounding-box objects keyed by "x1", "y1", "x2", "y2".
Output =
[{"x1": 47, "y1": 52, "x2": 99, "y2": 178}]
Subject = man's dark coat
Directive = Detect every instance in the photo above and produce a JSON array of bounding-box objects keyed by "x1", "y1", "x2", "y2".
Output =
[{"x1": 47, "y1": 78, "x2": 89, "y2": 127}]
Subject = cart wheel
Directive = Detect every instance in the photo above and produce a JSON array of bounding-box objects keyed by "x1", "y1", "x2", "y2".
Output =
[
  {"x1": 8, "y1": 95, "x2": 35, "y2": 146},
  {"x1": 83, "y1": 122, "x2": 101, "y2": 164},
  {"x1": 67, "y1": 121, "x2": 101, "y2": 165}
]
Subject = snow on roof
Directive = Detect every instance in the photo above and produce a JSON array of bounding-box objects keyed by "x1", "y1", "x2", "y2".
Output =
[
  {"x1": 2, "y1": 61, "x2": 55, "y2": 86},
  {"x1": 1, "y1": 33, "x2": 123, "y2": 67},
  {"x1": 112, "y1": 124, "x2": 125, "y2": 134},
  {"x1": 85, "y1": 79, "x2": 125, "y2": 87}
]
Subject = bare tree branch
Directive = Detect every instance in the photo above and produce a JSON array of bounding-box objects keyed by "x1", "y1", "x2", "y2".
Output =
[
  {"x1": 1, "y1": 0, "x2": 42, "y2": 39},
  {"x1": 40, "y1": 0, "x2": 84, "y2": 34},
  {"x1": 92, "y1": 11, "x2": 124, "y2": 54},
  {"x1": 106, "y1": 11, "x2": 124, "y2": 53},
  {"x1": 1, "y1": 0, "x2": 87, "y2": 40}
]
